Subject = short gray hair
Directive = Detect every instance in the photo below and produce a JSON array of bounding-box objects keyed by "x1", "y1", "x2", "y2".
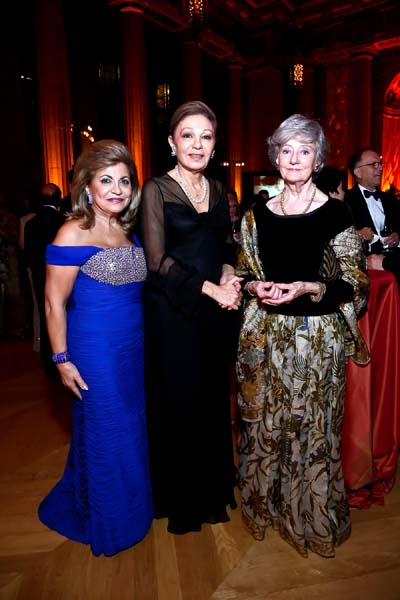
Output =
[{"x1": 267, "y1": 114, "x2": 329, "y2": 174}]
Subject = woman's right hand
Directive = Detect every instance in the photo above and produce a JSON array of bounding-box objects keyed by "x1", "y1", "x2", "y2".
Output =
[
  {"x1": 246, "y1": 281, "x2": 282, "y2": 301},
  {"x1": 215, "y1": 280, "x2": 243, "y2": 310},
  {"x1": 203, "y1": 280, "x2": 242, "y2": 310},
  {"x1": 358, "y1": 226, "x2": 374, "y2": 243},
  {"x1": 56, "y1": 362, "x2": 88, "y2": 400}
]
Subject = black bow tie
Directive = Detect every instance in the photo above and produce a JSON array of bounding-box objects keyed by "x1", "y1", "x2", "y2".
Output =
[{"x1": 364, "y1": 189, "x2": 381, "y2": 200}]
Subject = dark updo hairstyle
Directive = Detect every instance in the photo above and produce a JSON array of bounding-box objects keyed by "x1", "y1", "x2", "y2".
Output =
[
  {"x1": 70, "y1": 139, "x2": 140, "y2": 235},
  {"x1": 169, "y1": 100, "x2": 218, "y2": 139},
  {"x1": 267, "y1": 114, "x2": 329, "y2": 175}
]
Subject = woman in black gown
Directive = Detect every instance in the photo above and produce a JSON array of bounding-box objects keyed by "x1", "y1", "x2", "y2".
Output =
[{"x1": 141, "y1": 101, "x2": 242, "y2": 534}]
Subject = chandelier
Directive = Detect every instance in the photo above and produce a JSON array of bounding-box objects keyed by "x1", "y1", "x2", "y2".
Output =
[
  {"x1": 290, "y1": 63, "x2": 304, "y2": 87},
  {"x1": 184, "y1": 0, "x2": 208, "y2": 25}
]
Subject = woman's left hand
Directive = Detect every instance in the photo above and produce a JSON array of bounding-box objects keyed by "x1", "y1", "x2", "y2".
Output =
[{"x1": 262, "y1": 281, "x2": 309, "y2": 305}]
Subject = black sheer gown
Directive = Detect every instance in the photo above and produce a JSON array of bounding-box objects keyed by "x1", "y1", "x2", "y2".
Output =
[{"x1": 141, "y1": 173, "x2": 237, "y2": 534}]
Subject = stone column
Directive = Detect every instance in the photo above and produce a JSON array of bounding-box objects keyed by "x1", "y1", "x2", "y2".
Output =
[
  {"x1": 182, "y1": 39, "x2": 202, "y2": 101},
  {"x1": 348, "y1": 52, "x2": 374, "y2": 153},
  {"x1": 246, "y1": 66, "x2": 284, "y2": 172},
  {"x1": 296, "y1": 66, "x2": 315, "y2": 116},
  {"x1": 226, "y1": 64, "x2": 244, "y2": 198},
  {"x1": 117, "y1": 3, "x2": 150, "y2": 184},
  {"x1": 324, "y1": 64, "x2": 350, "y2": 171},
  {"x1": 34, "y1": 0, "x2": 73, "y2": 195}
]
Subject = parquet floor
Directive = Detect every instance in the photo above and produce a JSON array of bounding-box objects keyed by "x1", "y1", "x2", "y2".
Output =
[{"x1": 0, "y1": 338, "x2": 399, "y2": 600}]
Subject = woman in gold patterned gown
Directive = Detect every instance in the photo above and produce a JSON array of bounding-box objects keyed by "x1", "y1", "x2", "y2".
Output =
[{"x1": 236, "y1": 114, "x2": 369, "y2": 557}]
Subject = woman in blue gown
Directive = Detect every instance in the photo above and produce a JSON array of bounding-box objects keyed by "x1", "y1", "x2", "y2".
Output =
[{"x1": 38, "y1": 140, "x2": 153, "y2": 556}]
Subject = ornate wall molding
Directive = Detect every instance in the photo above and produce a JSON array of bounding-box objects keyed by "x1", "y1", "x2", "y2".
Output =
[{"x1": 313, "y1": 36, "x2": 400, "y2": 65}]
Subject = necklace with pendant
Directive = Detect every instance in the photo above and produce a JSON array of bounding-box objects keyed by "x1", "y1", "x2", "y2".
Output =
[
  {"x1": 280, "y1": 184, "x2": 317, "y2": 215},
  {"x1": 175, "y1": 165, "x2": 207, "y2": 204}
]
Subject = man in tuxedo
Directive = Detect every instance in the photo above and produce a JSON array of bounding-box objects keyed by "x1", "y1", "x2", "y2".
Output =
[
  {"x1": 345, "y1": 147, "x2": 400, "y2": 288},
  {"x1": 24, "y1": 183, "x2": 65, "y2": 373}
]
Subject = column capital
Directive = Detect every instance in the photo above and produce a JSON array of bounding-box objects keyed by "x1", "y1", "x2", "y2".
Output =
[
  {"x1": 226, "y1": 62, "x2": 244, "y2": 72},
  {"x1": 108, "y1": 0, "x2": 187, "y2": 31},
  {"x1": 108, "y1": 0, "x2": 144, "y2": 13},
  {"x1": 182, "y1": 38, "x2": 200, "y2": 47},
  {"x1": 351, "y1": 50, "x2": 376, "y2": 62}
]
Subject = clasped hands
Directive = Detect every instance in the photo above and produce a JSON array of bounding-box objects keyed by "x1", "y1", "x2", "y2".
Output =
[
  {"x1": 247, "y1": 280, "x2": 310, "y2": 305},
  {"x1": 217, "y1": 271, "x2": 243, "y2": 310}
]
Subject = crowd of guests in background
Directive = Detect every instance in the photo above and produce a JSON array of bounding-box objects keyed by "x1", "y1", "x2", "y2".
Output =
[
  {"x1": 1, "y1": 104, "x2": 400, "y2": 559},
  {"x1": 0, "y1": 182, "x2": 72, "y2": 346}
]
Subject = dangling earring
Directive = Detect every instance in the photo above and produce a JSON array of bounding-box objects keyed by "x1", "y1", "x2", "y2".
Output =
[
  {"x1": 87, "y1": 192, "x2": 93, "y2": 205},
  {"x1": 211, "y1": 150, "x2": 215, "y2": 159},
  {"x1": 170, "y1": 146, "x2": 176, "y2": 157}
]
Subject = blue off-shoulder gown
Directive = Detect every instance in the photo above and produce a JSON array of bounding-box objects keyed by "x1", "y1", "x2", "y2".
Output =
[{"x1": 38, "y1": 242, "x2": 153, "y2": 556}]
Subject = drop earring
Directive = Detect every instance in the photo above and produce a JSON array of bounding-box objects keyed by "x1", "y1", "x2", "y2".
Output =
[
  {"x1": 170, "y1": 146, "x2": 176, "y2": 157},
  {"x1": 87, "y1": 192, "x2": 93, "y2": 205},
  {"x1": 211, "y1": 150, "x2": 215, "y2": 159}
]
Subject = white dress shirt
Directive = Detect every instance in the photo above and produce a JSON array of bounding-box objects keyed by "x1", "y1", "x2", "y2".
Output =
[{"x1": 358, "y1": 184, "x2": 386, "y2": 251}]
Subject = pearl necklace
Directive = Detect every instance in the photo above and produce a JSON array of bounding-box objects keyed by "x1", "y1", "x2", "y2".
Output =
[
  {"x1": 175, "y1": 165, "x2": 207, "y2": 204},
  {"x1": 280, "y1": 185, "x2": 317, "y2": 215}
]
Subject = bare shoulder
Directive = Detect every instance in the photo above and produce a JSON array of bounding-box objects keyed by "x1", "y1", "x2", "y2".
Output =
[{"x1": 52, "y1": 219, "x2": 88, "y2": 246}]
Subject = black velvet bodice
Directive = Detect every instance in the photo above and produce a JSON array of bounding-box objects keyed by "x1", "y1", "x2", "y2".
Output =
[{"x1": 253, "y1": 198, "x2": 355, "y2": 316}]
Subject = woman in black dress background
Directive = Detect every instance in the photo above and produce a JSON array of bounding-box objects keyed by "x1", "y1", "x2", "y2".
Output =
[{"x1": 141, "y1": 101, "x2": 242, "y2": 534}]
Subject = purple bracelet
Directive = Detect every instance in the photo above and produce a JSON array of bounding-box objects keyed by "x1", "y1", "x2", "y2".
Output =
[{"x1": 51, "y1": 350, "x2": 71, "y2": 364}]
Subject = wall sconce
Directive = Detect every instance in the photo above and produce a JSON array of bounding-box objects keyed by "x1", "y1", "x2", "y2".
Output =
[
  {"x1": 235, "y1": 162, "x2": 245, "y2": 167},
  {"x1": 221, "y1": 161, "x2": 230, "y2": 167},
  {"x1": 290, "y1": 63, "x2": 304, "y2": 87}
]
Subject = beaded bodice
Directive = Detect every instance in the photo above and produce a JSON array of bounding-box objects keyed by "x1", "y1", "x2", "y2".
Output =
[{"x1": 80, "y1": 246, "x2": 147, "y2": 286}]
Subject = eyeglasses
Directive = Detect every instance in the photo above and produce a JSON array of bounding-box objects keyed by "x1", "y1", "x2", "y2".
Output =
[{"x1": 357, "y1": 161, "x2": 384, "y2": 169}]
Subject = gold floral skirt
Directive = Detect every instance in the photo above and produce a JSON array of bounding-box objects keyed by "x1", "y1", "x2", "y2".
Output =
[{"x1": 238, "y1": 313, "x2": 351, "y2": 558}]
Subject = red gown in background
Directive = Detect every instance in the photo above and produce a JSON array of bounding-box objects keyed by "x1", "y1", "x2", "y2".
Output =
[{"x1": 342, "y1": 269, "x2": 400, "y2": 508}]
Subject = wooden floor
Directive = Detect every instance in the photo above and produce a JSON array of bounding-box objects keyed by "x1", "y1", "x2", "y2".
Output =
[{"x1": 0, "y1": 339, "x2": 399, "y2": 600}]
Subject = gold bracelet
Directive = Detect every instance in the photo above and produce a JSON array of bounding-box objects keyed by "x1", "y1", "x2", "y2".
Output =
[
  {"x1": 245, "y1": 281, "x2": 257, "y2": 296},
  {"x1": 310, "y1": 282, "x2": 326, "y2": 303}
]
